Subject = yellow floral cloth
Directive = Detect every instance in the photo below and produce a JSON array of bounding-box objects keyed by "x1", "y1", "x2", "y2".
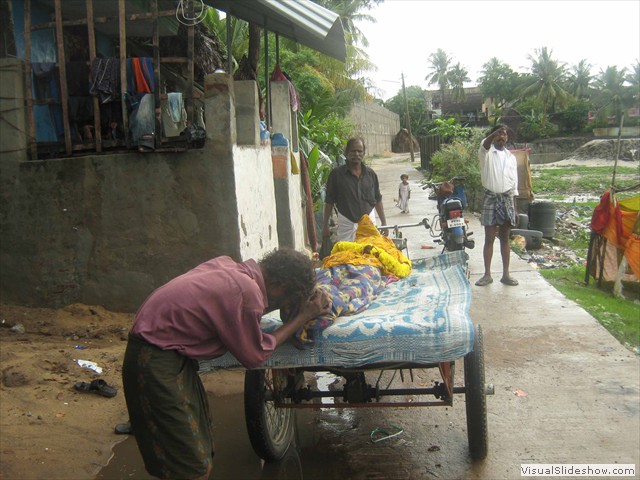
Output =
[{"x1": 322, "y1": 215, "x2": 412, "y2": 278}]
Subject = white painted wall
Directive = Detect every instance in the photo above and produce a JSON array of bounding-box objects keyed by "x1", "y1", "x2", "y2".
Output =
[{"x1": 233, "y1": 145, "x2": 280, "y2": 260}]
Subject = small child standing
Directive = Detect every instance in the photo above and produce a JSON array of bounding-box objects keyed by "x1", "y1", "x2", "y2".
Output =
[{"x1": 397, "y1": 174, "x2": 411, "y2": 213}]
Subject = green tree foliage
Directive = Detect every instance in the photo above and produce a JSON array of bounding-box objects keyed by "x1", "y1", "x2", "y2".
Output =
[
  {"x1": 627, "y1": 62, "x2": 640, "y2": 103},
  {"x1": 383, "y1": 85, "x2": 430, "y2": 135},
  {"x1": 426, "y1": 118, "x2": 471, "y2": 143},
  {"x1": 520, "y1": 47, "x2": 570, "y2": 126},
  {"x1": 201, "y1": 8, "x2": 247, "y2": 71},
  {"x1": 448, "y1": 63, "x2": 471, "y2": 103},
  {"x1": 426, "y1": 49, "x2": 452, "y2": 110},
  {"x1": 518, "y1": 110, "x2": 559, "y2": 141},
  {"x1": 429, "y1": 130, "x2": 484, "y2": 209},
  {"x1": 478, "y1": 58, "x2": 520, "y2": 108},
  {"x1": 553, "y1": 98, "x2": 592, "y2": 134},
  {"x1": 567, "y1": 59, "x2": 593, "y2": 99},
  {"x1": 317, "y1": 0, "x2": 383, "y2": 48},
  {"x1": 593, "y1": 65, "x2": 631, "y2": 125}
]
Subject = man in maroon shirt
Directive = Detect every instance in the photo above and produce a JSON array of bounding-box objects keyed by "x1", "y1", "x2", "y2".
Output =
[{"x1": 122, "y1": 248, "x2": 329, "y2": 480}]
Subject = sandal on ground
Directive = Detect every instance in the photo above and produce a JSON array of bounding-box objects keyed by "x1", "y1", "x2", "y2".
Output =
[
  {"x1": 500, "y1": 276, "x2": 519, "y2": 286},
  {"x1": 74, "y1": 379, "x2": 117, "y2": 398},
  {"x1": 475, "y1": 276, "x2": 493, "y2": 286}
]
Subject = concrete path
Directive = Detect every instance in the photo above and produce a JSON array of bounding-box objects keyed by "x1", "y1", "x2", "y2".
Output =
[{"x1": 368, "y1": 154, "x2": 639, "y2": 478}]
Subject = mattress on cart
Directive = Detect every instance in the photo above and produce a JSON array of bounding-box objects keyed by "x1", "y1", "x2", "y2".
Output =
[{"x1": 199, "y1": 251, "x2": 474, "y2": 371}]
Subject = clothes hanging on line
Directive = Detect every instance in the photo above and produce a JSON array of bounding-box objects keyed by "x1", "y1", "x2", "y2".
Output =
[{"x1": 161, "y1": 92, "x2": 187, "y2": 137}]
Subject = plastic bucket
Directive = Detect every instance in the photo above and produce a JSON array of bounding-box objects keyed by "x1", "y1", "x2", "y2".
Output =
[
  {"x1": 518, "y1": 213, "x2": 529, "y2": 230},
  {"x1": 528, "y1": 201, "x2": 556, "y2": 238}
]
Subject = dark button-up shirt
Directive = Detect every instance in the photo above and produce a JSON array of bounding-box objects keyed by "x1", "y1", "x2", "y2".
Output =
[{"x1": 325, "y1": 164, "x2": 382, "y2": 223}]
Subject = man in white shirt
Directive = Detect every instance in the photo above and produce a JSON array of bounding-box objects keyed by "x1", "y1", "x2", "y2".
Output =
[{"x1": 475, "y1": 125, "x2": 519, "y2": 286}]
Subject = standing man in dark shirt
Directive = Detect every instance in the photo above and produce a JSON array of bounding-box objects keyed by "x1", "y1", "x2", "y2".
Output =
[{"x1": 322, "y1": 137, "x2": 388, "y2": 242}]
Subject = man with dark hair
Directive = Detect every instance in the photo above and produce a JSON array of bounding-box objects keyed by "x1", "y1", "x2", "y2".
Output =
[
  {"x1": 475, "y1": 125, "x2": 519, "y2": 287},
  {"x1": 122, "y1": 248, "x2": 329, "y2": 480},
  {"x1": 322, "y1": 137, "x2": 388, "y2": 243}
]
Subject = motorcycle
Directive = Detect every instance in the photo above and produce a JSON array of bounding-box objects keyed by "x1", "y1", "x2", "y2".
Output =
[{"x1": 422, "y1": 176, "x2": 475, "y2": 253}]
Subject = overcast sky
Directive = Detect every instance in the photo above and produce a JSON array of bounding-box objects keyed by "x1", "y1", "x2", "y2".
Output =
[{"x1": 355, "y1": 0, "x2": 640, "y2": 100}]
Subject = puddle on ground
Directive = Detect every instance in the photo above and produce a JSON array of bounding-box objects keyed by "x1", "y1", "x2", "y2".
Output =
[{"x1": 97, "y1": 392, "x2": 351, "y2": 480}]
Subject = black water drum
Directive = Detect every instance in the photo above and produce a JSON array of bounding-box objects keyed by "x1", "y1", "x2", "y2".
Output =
[{"x1": 528, "y1": 201, "x2": 556, "y2": 238}]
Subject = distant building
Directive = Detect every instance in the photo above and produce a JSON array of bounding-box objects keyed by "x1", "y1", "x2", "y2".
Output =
[{"x1": 424, "y1": 87, "x2": 491, "y2": 126}]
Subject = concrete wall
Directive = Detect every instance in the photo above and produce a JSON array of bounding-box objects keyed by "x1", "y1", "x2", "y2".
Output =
[
  {"x1": 0, "y1": 60, "x2": 308, "y2": 311},
  {"x1": 348, "y1": 102, "x2": 400, "y2": 155}
]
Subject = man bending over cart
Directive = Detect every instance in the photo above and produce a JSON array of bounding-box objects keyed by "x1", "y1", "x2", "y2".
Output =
[{"x1": 122, "y1": 248, "x2": 330, "y2": 480}]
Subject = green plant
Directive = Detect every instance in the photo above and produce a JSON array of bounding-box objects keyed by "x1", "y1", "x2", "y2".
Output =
[
  {"x1": 426, "y1": 118, "x2": 472, "y2": 143},
  {"x1": 554, "y1": 98, "x2": 592, "y2": 134},
  {"x1": 517, "y1": 110, "x2": 558, "y2": 141},
  {"x1": 305, "y1": 145, "x2": 333, "y2": 211},
  {"x1": 298, "y1": 109, "x2": 353, "y2": 162},
  {"x1": 428, "y1": 129, "x2": 484, "y2": 209}
]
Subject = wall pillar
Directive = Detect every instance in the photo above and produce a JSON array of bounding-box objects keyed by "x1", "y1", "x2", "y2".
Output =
[
  {"x1": 204, "y1": 72, "x2": 236, "y2": 155},
  {"x1": 234, "y1": 80, "x2": 260, "y2": 146}
]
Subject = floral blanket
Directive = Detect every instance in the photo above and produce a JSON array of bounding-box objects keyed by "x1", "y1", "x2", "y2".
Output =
[{"x1": 283, "y1": 264, "x2": 387, "y2": 348}]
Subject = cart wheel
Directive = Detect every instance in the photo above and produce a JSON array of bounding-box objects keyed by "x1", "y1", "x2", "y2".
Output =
[
  {"x1": 464, "y1": 325, "x2": 488, "y2": 460},
  {"x1": 244, "y1": 369, "x2": 295, "y2": 461}
]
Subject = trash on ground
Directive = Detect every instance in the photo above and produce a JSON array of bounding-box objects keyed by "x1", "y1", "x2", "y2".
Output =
[
  {"x1": 370, "y1": 425, "x2": 404, "y2": 443},
  {"x1": 75, "y1": 359, "x2": 103, "y2": 374},
  {"x1": 9, "y1": 323, "x2": 25, "y2": 334},
  {"x1": 513, "y1": 388, "x2": 528, "y2": 397}
]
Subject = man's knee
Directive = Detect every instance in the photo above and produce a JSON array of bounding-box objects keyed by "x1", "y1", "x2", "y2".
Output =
[{"x1": 483, "y1": 226, "x2": 497, "y2": 243}]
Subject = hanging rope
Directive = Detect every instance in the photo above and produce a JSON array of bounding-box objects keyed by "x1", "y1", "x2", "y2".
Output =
[{"x1": 175, "y1": 0, "x2": 207, "y2": 26}]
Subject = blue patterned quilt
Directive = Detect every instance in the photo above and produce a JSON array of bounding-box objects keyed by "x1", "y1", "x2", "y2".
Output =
[{"x1": 199, "y1": 251, "x2": 474, "y2": 371}]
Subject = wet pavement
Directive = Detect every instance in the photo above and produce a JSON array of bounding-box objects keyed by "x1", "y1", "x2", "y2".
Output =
[{"x1": 99, "y1": 154, "x2": 639, "y2": 479}]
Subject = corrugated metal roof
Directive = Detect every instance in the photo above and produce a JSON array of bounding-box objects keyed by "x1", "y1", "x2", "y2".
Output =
[{"x1": 206, "y1": 0, "x2": 346, "y2": 62}]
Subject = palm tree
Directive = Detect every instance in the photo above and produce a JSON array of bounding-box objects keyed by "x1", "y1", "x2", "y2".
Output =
[
  {"x1": 626, "y1": 61, "x2": 640, "y2": 103},
  {"x1": 202, "y1": 8, "x2": 248, "y2": 72},
  {"x1": 315, "y1": 0, "x2": 379, "y2": 99},
  {"x1": 593, "y1": 65, "x2": 630, "y2": 125},
  {"x1": 448, "y1": 63, "x2": 470, "y2": 104},
  {"x1": 520, "y1": 47, "x2": 570, "y2": 126},
  {"x1": 568, "y1": 59, "x2": 592, "y2": 99},
  {"x1": 426, "y1": 49, "x2": 452, "y2": 113},
  {"x1": 320, "y1": 0, "x2": 377, "y2": 48}
]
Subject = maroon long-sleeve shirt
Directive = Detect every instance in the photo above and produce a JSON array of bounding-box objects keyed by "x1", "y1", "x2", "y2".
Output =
[{"x1": 131, "y1": 256, "x2": 276, "y2": 368}]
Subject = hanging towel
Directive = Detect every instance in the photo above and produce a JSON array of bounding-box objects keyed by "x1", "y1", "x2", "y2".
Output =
[{"x1": 132, "y1": 58, "x2": 151, "y2": 94}]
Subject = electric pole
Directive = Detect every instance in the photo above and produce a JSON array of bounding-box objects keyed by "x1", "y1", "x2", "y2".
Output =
[{"x1": 401, "y1": 72, "x2": 415, "y2": 162}]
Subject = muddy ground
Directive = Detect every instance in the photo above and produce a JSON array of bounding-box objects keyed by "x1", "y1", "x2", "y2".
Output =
[{"x1": 0, "y1": 304, "x2": 243, "y2": 480}]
